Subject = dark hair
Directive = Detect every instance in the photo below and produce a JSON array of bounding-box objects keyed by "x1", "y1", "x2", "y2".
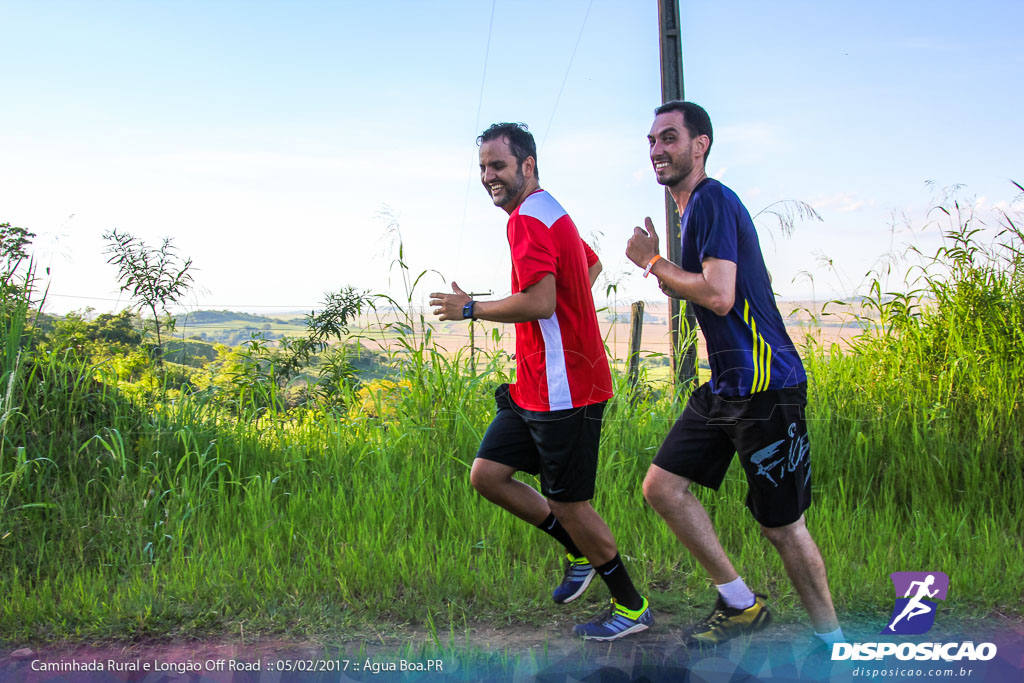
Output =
[
  {"x1": 653, "y1": 101, "x2": 713, "y2": 162},
  {"x1": 477, "y1": 122, "x2": 539, "y2": 181}
]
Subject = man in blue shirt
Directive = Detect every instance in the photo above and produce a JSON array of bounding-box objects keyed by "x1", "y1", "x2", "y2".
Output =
[{"x1": 625, "y1": 101, "x2": 843, "y2": 648}]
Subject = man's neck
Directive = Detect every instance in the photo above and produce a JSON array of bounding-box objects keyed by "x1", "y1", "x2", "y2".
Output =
[
  {"x1": 670, "y1": 168, "x2": 708, "y2": 214},
  {"x1": 506, "y1": 180, "x2": 542, "y2": 215}
]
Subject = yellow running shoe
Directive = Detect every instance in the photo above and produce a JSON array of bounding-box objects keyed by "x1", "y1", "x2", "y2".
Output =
[{"x1": 684, "y1": 593, "x2": 771, "y2": 646}]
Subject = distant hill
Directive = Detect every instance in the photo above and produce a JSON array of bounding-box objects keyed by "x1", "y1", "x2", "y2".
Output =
[
  {"x1": 162, "y1": 338, "x2": 220, "y2": 367},
  {"x1": 174, "y1": 310, "x2": 305, "y2": 345},
  {"x1": 176, "y1": 309, "x2": 298, "y2": 325}
]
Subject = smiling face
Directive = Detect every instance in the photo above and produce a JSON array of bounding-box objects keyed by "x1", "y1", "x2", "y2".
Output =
[
  {"x1": 479, "y1": 137, "x2": 532, "y2": 213},
  {"x1": 648, "y1": 110, "x2": 705, "y2": 189}
]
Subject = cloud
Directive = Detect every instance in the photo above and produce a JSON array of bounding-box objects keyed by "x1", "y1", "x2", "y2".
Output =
[{"x1": 811, "y1": 191, "x2": 875, "y2": 214}]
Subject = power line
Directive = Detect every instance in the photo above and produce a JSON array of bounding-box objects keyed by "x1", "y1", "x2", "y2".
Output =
[
  {"x1": 47, "y1": 293, "x2": 128, "y2": 303},
  {"x1": 540, "y1": 0, "x2": 594, "y2": 153},
  {"x1": 456, "y1": 0, "x2": 498, "y2": 272},
  {"x1": 47, "y1": 293, "x2": 323, "y2": 309}
]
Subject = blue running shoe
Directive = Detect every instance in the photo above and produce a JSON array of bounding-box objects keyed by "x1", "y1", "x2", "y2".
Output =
[
  {"x1": 552, "y1": 553, "x2": 596, "y2": 604},
  {"x1": 573, "y1": 597, "x2": 654, "y2": 641}
]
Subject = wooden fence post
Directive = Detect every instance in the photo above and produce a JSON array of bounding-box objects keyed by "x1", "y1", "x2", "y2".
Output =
[
  {"x1": 465, "y1": 290, "x2": 493, "y2": 374},
  {"x1": 627, "y1": 302, "x2": 645, "y2": 398}
]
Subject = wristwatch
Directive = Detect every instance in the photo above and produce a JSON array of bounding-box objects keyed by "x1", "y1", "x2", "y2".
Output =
[{"x1": 462, "y1": 300, "x2": 475, "y2": 320}]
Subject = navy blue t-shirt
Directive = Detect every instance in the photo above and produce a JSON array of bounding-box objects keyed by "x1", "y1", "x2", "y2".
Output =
[{"x1": 679, "y1": 178, "x2": 806, "y2": 396}]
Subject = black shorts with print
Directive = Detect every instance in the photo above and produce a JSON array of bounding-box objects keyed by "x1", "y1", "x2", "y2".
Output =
[{"x1": 652, "y1": 381, "x2": 811, "y2": 528}]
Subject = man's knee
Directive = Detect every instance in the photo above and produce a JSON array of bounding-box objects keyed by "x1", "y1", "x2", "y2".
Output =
[
  {"x1": 469, "y1": 459, "x2": 511, "y2": 497},
  {"x1": 642, "y1": 466, "x2": 690, "y2": 512}
]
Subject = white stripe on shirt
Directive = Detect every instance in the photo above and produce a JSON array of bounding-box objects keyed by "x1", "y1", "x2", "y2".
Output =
[
  {"x1": 518, "y1": 191, "x2": 567, "y2": 228},
  {"x1": 538, "y1": 312, "x2": 573, "y2": 410}
]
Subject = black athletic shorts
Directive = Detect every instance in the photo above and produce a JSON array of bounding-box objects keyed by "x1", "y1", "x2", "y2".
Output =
[
  {"x1": 475, "y1": 383, "x2": 606, "y2": 503},
  {"x1": 652, "y1": 381, "x2": 811, "y2": 528}
]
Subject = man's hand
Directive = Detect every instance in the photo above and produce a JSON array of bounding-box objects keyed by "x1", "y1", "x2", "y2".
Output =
[
  {"x1": 626, "y1": 217, "x2": 660, "y2": 269},
  {"x1": 429, "y1": 281, "x2": 472, "y2": 321}
]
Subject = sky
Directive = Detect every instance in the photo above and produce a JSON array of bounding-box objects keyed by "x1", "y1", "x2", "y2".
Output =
[{"x1": 2, "y1": 1, "x2": 1022, "y2": 316}]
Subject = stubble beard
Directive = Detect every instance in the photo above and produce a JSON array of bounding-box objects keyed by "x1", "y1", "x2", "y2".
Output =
[
  {"x1": 489, "y1": 165, "x2": 526, "y2": 210},
  {"x1": 656, "y1": 154, "x2": 693, "y2": 189}
]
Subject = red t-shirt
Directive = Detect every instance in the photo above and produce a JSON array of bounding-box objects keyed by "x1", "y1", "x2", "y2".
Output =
[{"x1": 506, "y1": 190, "x2": 613, "y2": 411}]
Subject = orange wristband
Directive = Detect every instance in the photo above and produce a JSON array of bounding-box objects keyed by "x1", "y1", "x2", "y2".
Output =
[{"x1": 643, "y1": 254, "x2": 662, "y2": 278}]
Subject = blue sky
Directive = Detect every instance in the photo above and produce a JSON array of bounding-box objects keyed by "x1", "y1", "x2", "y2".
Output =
[{"x1": 2, "y1": 1, "x2": 1021, "y2": 315}]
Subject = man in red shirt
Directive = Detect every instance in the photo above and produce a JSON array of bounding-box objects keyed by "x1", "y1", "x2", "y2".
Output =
[{"x1": 430, "y1": 122, "x2": 651, "y2": 640}]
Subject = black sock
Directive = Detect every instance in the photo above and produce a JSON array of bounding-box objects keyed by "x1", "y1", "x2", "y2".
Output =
[
  {"x1": 536, "y1": 513, "x2": 583, "y2": 558},
  {"x1": 594, "y1": 553, "x2": 643, "y2": 611}
]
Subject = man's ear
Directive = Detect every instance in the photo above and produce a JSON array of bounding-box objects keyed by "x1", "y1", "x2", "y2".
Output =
[
  {"x1": 694, "y1": 135, "x2": 710, "y2": 160},
  {"x1": 523, "y1": 156, "x2": 536, "y2": 179}
]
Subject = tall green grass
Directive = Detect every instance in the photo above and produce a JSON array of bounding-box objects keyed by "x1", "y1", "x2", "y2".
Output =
[
  {"x1": 803, "y1": 197, "x2": 1024, "y2": 615},
  {"x1": 0, "y1": 198, "x2": 1021, "y2": 644}
]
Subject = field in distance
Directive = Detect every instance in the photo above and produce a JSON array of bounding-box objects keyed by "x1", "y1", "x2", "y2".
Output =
[{"x1": 175, "y1": 301, "x2": 872, "y2": 358}]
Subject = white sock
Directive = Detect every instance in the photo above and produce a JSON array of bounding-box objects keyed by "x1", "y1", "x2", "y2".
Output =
[
  {"x1": 814, "y1": 626, "x2": 845, "y2": 644},
  {"x1": 716, "y1": 576, "x2": 756, "y2": 609}
]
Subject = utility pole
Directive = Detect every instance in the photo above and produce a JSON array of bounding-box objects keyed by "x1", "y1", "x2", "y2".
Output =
[{"x1": 657, "y1": 0, "x2": 698, "y2": 388}]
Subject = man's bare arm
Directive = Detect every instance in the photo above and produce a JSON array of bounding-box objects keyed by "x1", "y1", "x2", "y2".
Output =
[
  {"x1": 650, "y1": 256, "x2": 736, "y2": 316},
  {"x1": 626, "y1": 217, "x2": 736, "y2": 316},
  {"x1": 588, "y1": 259, "x2": 602, "y2": 288},
  {"x1": 429, "y1": 274, "x2": 556, "y2": 323}
]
